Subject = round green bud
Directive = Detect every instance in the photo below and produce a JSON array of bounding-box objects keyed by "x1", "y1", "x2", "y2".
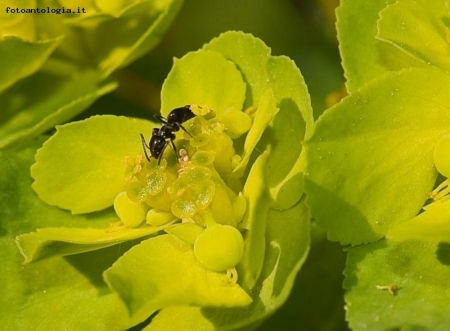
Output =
[
  {"x1": 192, "y1": 150, "x2": 215, "y2": 166},
  {"x1": 185, "y1": 166, "x2": 211, "y2": 183},
  {"x1": 114, "y1": 192, "x2": 147, "y2": 228},
  {"x1": 190, "y1": 180, "x2": 216, "y2": 210},
  {"x1": 169, "y1": 167, "x2": 216, "y2": 218},
  {"x1": 169, "y1": 175, "x2": 189, "y2": 199},
  {"x1": 126, "y1": 181, "x2": 147, "y2": 204},
  {"x1": 145, "y1": 158, "x2": 167, "y2": 170},
  {"x1": 144, "y1": 190, "x2": 172, "y2": 212},
  {"x1": 171, "y1": 197, "x2": 197, "y2": 218},
  {"x1": 190, "y1": 133, "x2": 210, "y2": 147},
  {"x1": 185, "y1": 121, "x2": 202, "y2": 137},
  {"x1": 146, "y1": 209, "x2": 176, "y2": 226},
  {"x1": 434, "y1": 134, "x2": 450, "y2": 178},
  {"x1": 220, "y1": 108, "x2": 252, "y2": 139},
  {"x1": 144, "y1": 167, "x2": 177, "y2": 211},
  {"x1": 145, "y1": 170, "x2": 167, "y2": 195},
  {"x1": 194, "y1": 224, "x2": 244, "y2": 272}
]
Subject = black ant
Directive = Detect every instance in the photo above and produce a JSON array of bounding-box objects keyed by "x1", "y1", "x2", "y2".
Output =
[{"x1": 140, "y1": 105, "x2": 196, "y2": 164}]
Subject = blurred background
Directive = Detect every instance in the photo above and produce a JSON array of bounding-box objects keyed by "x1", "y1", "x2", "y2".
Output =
[{"x1": 90, "y1": 0, "x2": 345, "y2": 121}]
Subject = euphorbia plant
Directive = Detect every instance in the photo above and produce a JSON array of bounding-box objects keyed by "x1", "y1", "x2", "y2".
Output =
[
  {"x1": 7, "y1": 0, "x2": 450, "y2": 328},
  {"x1": 305, "y1": 0, "x2": 450, "y2": 329},
  {"x1": 0, "y1": 0, "x2": 183, "y2": 150},
  {"x1": 10, "y1": 32, "x2": 312, "y2": 330}
]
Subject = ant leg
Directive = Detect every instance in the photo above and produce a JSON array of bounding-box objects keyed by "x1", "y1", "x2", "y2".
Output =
[
  {"x1": 154, "y1": 114, "x2": 168, "y2": 125},
  {"x1": 140, "y1": 133, "x2": 152, "y2": 161},
  {"x1": 178, "y1": 124, "x2": 193, "y2": 137},
  {"x1": 157, "y1": 142, "x2": 169, "y2": 165},
  {"x1": 169, "y1": 138, "x2": 178, "y2": 155}
]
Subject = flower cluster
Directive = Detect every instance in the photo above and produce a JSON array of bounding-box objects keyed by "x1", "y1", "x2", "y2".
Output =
[{"x1": 114, "y1": 107, "x2": 250, "y2": 272}]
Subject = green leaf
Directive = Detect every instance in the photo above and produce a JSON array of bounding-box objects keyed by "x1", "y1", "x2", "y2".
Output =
[
  {"x1": 233, "y1": 89, "x2": 278, "y2": 178},
  {"x1": 336, "y1": 0, "x2": 424, "y2": 93},
  {"x1": 16, "y1": 224, "x2": 168, "y2": 264},
  {"x1": 144, "y1": 202, "x2": 310, "y2": 331},
  {"x1": 104, "y1": 234, "x2": 252, "y2": 317},
  {"x1": 1, "y1": 0, "x2": 181, "y2": 78},
  {"x1": 204, "y1": 31, "x2": 313, "y2": 133},
  {"x1": 204, "y1": 31, "x2": 272, "y2": 110},
  {"x1": 1, "y1": 241, "x2": 145, "y2": 330},
  {"x1": 0, "y1": 36, "x2": 61, "y2": 92},
  {"x1": 0, "y1": 143, "x2": 145, "y2": 330},
  {"x1": 387, "y1": 199, "x2": 450, "y2": 243},
  {"x1": 160, "y1": 50, "x2": 247, "y2": 116},
  {"x1": 31, "y1": 115, "x2": 152, "y2": 214},
  {"x1": 239, "y1": 150, "x2": 270, "y2": 290},
  {"x1": 305, "y1": 68, "x2": 450, "y2": 245},
  {"x1": 78, "y1": 0, "x2": 184, "y2": 77},
  {"x1": 261, "y1": 230, "x2": 348, "y2": 331},
  {"x1": 0, "y1": 139, "x2": 117, "y2": 237},
  {"x1": 0, "y1": 71, "x2": 117, "y2": 149},
  {"x1": 377, "y1": 0, "x2": 450, "y2": 73},
  {"x1": 206, "y1": 31, "x2": 313, "y2": 209},
  {"x1": 345, "y1": 240, "x2": 450, "y2": 330},
  {"x1": 264, "y1": 55, "x2": 312, "y2": 209}
]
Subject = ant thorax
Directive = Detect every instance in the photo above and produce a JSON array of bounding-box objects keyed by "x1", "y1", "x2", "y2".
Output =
[
  {"x1": 140, "y1": 105, "x2": 196, "y2": 164},
  {"x1": 158, "y1": 125, "x2": 176, "y2": 140}
]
